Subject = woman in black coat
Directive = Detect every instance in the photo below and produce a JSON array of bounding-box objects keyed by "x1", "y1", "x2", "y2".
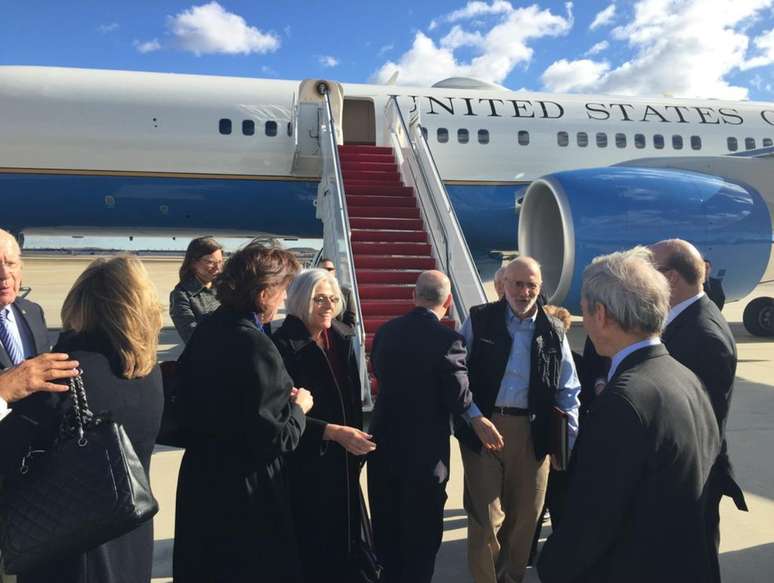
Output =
[
  {"x1": 272, "y1": 268, "x2": 376, "y2": 583},
  {"x1": 11, "y1": 256, "x2": 164, "y2": 583},
  {"x1": 169, "y1": 236, "x2": 224, "y2": 343},
  {"x1": 173, "y1": 243, "x2": 314, "y2": 583}
]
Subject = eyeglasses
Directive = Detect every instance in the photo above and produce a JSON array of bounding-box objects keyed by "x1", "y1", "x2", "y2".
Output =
[
  {"x1": 200, "y1": 259, "x2": 224, "y2": 269},
  {"x1": 313, "y1": 295, "x2": 340, "y2": 306},
  {"x1": 321, "y1": 266, "x2": 336, "y2": 272}
]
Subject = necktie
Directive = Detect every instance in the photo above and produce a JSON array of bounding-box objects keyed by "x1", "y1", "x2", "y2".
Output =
[{"x1": 0, "y1": 308, "x2": 25, "y2": 365}]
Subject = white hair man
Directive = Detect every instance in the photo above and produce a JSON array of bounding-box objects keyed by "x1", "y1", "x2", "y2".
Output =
[
  {"x1": 538, "y1": 246, "x2": 720, "y2": 583},
  {"x1": 457, "y1": 256, "x2": 580, "y2": 583}
]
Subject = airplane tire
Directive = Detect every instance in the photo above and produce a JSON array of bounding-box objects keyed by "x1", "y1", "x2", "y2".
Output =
[{"x1": 742, "y1": 297, "x2": 774, "y2": 337}]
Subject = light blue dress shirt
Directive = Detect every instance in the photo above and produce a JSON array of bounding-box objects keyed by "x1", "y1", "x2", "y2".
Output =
[
  {"x1": 607, "y1": 337, "x2": 662, "y2": 381},
  {"x1": 461, "y1": 307, "x2": 581, "y2": 442}
]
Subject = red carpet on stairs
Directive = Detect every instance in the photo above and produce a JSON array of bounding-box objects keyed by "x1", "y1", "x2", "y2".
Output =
[{"x1": 339, "y1": 144, "x2": 455, "y2": 397}]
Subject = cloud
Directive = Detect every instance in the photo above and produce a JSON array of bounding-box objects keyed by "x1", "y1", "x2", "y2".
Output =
[
  {"x1": 98, "y1": 23, "x2": 119, "y2": 34},
  {"x1": 542, "y1": 58, "x2": 611, "y2": 92},
  {"x1": 319, "y1": 55, "x2": 339, "y2": 67},
  {"x1": 589, "y1": 4, "x2": 616, "y2": 30},
  {"x1": 378, "y1": 43, "x2": 394, "y2": 56},
  {"x1": 740, "y1": 28, "x2": 774, "y2": 69},
  {"x1": 542, "y1": 0, "x2": 774, "y2": 99},
  {"x1": 586, "y1": 40, "x2": 609, "y2": 55},
  {"x1": 373, "y1": 2, "x2": 573, "y2": 86},
  {"x1": 134, "y1": 39, "x2": 161, "y2": 54},
  {"x1": 168, "y1": 2, "x2": 280, "y2": 56}
]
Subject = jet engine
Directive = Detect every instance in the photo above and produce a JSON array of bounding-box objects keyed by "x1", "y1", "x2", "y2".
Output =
[{"x1": 518, "y1": 166, "x2": 773, "y2": 314}]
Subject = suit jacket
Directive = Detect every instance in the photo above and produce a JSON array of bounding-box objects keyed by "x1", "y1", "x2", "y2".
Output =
[
  {"x1": 0, "y1": 298, "x2": 50, "y2": 370},
  {"x1": 369, "y1": 307, "x2": 472, "y2": 483},
  {"x1": 0, "y1": 298, "x2": 50, "y2": 475},
  {"x1": 538, "y1": 345, "x2": 720, "y2": 583},
  {"x1": 662, "y1": 295, "x2": 746, "y2": 509}
]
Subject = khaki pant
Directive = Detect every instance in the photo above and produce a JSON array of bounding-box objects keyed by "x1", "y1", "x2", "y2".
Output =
[{"x1": 461, "y1": 414, "x2": 549, "y2": 583}]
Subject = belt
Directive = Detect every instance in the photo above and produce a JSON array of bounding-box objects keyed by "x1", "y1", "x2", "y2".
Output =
[{"x1": 492, "y1": 406, "x2": 530, "y2": 416}]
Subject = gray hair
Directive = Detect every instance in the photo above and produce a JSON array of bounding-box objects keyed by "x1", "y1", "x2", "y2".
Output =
[
  {"x1": 0, "y1": 229, "x2": 21, "y2": 255},
  {"x1": 581, "y1": 246, "x2": 670, "y2": 334},
  {"x1": 285, "y1": 268, "x2": 343, "y2": 327},
  {"x1": 415, "y1": 270, "x2": 451, "y2": 306}
]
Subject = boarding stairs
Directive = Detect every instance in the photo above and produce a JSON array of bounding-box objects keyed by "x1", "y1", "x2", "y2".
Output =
[{"x1": 309, "y1": 82, "x2": 486, "y2": 404}]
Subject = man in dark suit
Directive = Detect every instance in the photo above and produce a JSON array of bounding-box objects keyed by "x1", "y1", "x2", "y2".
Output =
[
  {"x1": 368, "y1": 270, "x2": 496, "y2": 583},
  {"x1": 538, "y1": 246, "x2": 720, "y2": 583},
  {"x1": 0, "y1": 230, "x2": 51, "y2": 371},
  {"x1": 651, "y1": 239, "x2": 747, "y2": 580}
]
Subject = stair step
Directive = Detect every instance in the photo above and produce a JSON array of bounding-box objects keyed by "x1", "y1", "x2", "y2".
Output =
[
  {"x1": 348, "y1": 206, "x2": 421, "y2": 219},
  {"x1": 344, "y1": 184, "x2": 414, "y2": 197},
  {"x1": 342, "y1": 170, "x2": 401, "y2": 182},
  {"x1": 355, "y1": 255, "x2": 436, "y2": 270},
  {"x1": 363, "y1": 316, "x2": 456, "y2": 336},
  {"x1": 366, "y1": 334, "x2": 375, "y2": 352},
  {"x1": 361, "y1": 299, "x2": 415, "y2": 316},
  {"x1": 350, "y1": 217, "x2": 424, "y2": 230},
  {"x1": 356, "y1": 270, "x2": 424, "y2": 284},
  {"x1": 358, "y1": 285, "x2": 414, "y2": 300},
  {"x1": 341, "y1": 161, "x2": 397, "y2": 173},
  {"x1": 339, "y1": 145, "x2": 393, "y2": 155},
  {"x1": 352, "y1": 230, "x2": 427, "y2": 243},
  {"x1": 339, "y1": 152, "x2": 396, "y2": 164},
  {"x1": 347, "y1": 195, "x2": 416, "y2": 208},
  {"x1": 352, "y1": 241, "x2": 432, "y2": 255}
]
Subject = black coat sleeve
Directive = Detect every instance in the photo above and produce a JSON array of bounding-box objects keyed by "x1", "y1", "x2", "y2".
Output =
[
  {"x1": 232, "y1": 330, "x2": 307, "y2": 461},
  {"x1": 538, "y1": 393, "x2": 648, "y2": 583},
  {"x1": 437, "y1": 336, "x2": 473, "y2": 416},
  {"x1": 169, "y1": 288, "x2": 197, "y2": 343}
]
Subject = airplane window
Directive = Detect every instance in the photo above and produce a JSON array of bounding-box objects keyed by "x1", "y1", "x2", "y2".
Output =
[
  {"x1": 518, "y1": 130, "x2": 530, "y2": 146},
  {"x1": 478, "y1": 129, "x2": 489, "y2": 144},
  {"x1": 672, "y1": 135, "x2": 683, "y2": 150},
  {"x1": 438, "y1": 128, "x2": 449, "y2": 143},
  {"x1": 615, "y1": 133, "x2": 627, "y2": 148},
  {"x1": 596, "y1": 132, "x2": 608, "y2": 148},
  {"x1": 265, "y1": 121, "x2": 278, "y2": 137},
  {"x1": 634, "y1": 134, "x2": 646, "y2": 149},
  {"x1": 458, "y1": 128, "x2": 470, "y2": 144},
  {"x1": 690, "y1": 135, "x2": 702, "y2": 150},
  {"x1": 727, "y1": 137, "x2": 738, "y2": 151},
  {"x1": 764, "y1": 138, "x2": 773, "y2": 147},
  {"x1": 654, "y1": 134, "x2": 665, "y2": 149},
  {"x1": 287, "y1": 122, "x2": 293, "y2": 137},
  {"x1": 557, "y1": 131, "x2": 569, "y2": 147},
  {"x1": 219, "y1": 118, "x2": 232, "y2": 135},
  {"x1": 577, "y1": 132, "x2": 588, "y2": 147},
  {"x1": 242, "y1": 120, "x2": 255, "y2": 136},
  {"x1": 745, "y1": 137, "x2": 756, "y2": 150}
]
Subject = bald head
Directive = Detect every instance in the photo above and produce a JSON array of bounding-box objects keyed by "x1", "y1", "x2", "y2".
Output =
[
  {"x1": 503, "y1": 256, "x2": 542, "y2": 319},
  {"x1": 650, "y1": 239, "x2": 705, "y2": 304},
  {"x1": 0, "y1": 229, "x2": 20, "y2": 255},
  {"x1": 415, "y1": 270, "x2": 452, "y2": 309}
]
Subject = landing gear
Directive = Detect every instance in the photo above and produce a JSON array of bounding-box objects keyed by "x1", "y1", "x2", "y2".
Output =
[{"x1": 743, "y1": 297, "x2": 774, "y2": 337}]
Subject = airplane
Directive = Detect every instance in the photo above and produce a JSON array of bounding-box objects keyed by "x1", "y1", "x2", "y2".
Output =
[{"x1": 0, "y1": 65, "x2": 772, "y2": 335}]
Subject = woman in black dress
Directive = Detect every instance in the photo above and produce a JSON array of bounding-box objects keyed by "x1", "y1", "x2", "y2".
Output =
[
  {"x1": 272, "y1": 268, "x2": 376, "y2": 583},
  {"x1": 169, "y1": 236, "x2": 224, "y2": 342},
  {"x1": 13, "y1": 256, "x2": 164, "y2": 583},
  {"x1": 173, "y1": 243, "x2": 314, "y2": 583}
]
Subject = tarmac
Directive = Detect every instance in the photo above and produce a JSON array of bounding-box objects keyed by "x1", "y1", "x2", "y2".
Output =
[{"x1": 21, "y1": 255, "x2": 774, "y2": 583}]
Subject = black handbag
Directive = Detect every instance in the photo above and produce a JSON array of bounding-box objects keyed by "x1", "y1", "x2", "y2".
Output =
[
  {"x1": 350, "y1": 482, "x2": 382, "y2": 583},
  {"x1": 0, "y1": 372, "x2": 159, "y2": 574},
  {"x1": 155, "y1": 360, "x2": 188, "y2": 448}
]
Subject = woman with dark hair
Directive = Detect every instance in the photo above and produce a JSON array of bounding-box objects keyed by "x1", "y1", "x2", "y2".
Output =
[
  {"x1": 272, "y1": 268, "x2": 375, "y2": 582},
  {"x1": 11, "y1": 256, "x2": 163, "y2": 583},
  {"x1": 169, "y1": 236, "x2": 223, "y2": 342},
  {"x1": 173, "y1": 242, "x2": 314, "y2": 583}
]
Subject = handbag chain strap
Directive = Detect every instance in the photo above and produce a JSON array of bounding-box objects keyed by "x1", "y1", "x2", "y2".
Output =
[{"x1": 68, "y1": 371, "x2": 94, "y2": 446}]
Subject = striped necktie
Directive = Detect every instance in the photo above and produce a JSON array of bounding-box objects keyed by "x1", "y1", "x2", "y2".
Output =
[{"x1": 0, "y1": 307, "x2": 25, "y2": 365}]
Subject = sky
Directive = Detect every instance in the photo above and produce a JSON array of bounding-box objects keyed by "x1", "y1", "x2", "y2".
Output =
[{"x1": 2, "y1": 0, "x2": 774, "y2": 101}]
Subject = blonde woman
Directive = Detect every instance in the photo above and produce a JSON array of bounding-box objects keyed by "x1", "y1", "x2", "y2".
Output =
[{"x1": 14, "y1": 256, "x2": 163, "y2": 583}]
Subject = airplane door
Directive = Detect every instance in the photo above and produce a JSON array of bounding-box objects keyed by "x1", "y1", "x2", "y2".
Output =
[
  {"x1": 292, "y1": 79, "x2": 344, "y2": 175},
  {"x1": 343, "y1": 99, "x2": 375, "y2": 145}
]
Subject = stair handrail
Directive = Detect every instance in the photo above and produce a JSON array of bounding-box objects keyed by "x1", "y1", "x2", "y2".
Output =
[
  {"x1": 385, "y1": 96, "x2": 487, "y2": 323},
  {"x1": 317, "y1": 85, "x2": 373, "y2": 409}
]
